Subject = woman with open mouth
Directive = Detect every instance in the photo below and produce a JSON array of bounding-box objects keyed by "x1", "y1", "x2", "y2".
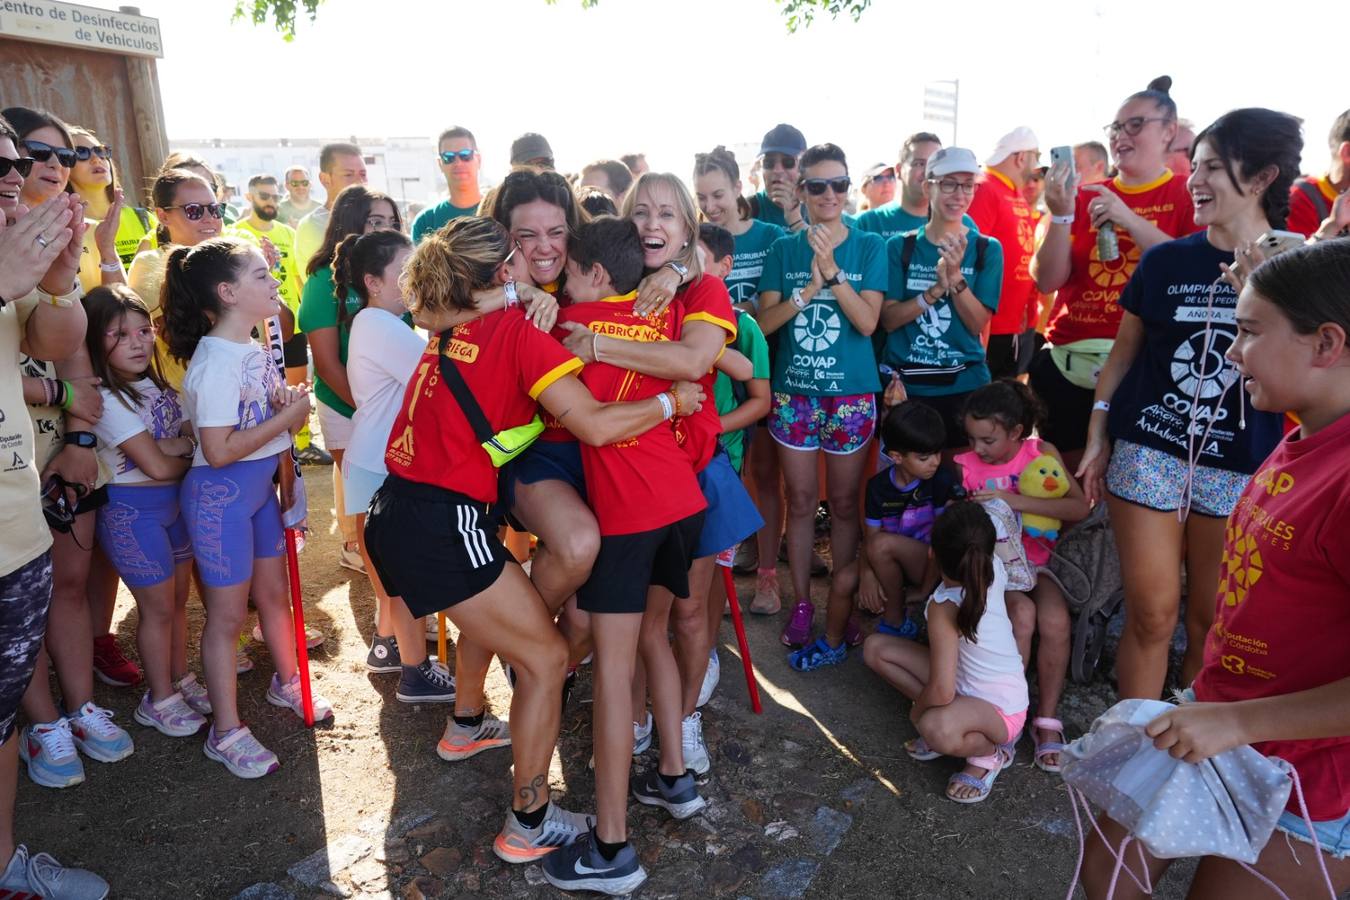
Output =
[{"x1": 68, "y1": 126, "x2": 154, "y2": 272}]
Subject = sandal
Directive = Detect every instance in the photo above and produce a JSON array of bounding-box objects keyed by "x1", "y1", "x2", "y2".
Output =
[
  {"x1": 905, "y1": 736, "x2": 941, "y2": 761},
  {"x1": 945, "y1": 744, "x2": 1013, "y2": 805},
  {"x1": 1032, "y1": 716, "x2": 1067, "y2": 774}
]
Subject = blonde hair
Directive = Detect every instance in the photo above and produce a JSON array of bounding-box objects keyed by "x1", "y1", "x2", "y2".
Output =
[
  {"x1": 620, "y1": 172, "x2": 703, "y2": 281},
  {"x1": 404, "y1": 216, "x2": 510, "y2": 319}
]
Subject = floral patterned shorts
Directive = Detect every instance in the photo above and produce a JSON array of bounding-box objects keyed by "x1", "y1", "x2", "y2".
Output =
[
  {"x1": 1106, "y1": 439, "x2": 1250, "y2": 518},
  {"x1": 769, "y1": 392, "x2": 876, "y2": 455}
]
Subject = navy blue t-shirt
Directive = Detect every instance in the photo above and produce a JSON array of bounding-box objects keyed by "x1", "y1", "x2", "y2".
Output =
[
  {"x1": 1107, "y1": 231, "x2": 1282, "y2": 474},
  {"x1": 864, "y1": 465, "x2": 958, "y2": 542}
]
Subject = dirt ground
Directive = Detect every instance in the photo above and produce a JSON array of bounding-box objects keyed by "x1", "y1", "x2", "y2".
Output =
[{"x1": 17, "y1": 467, "x2": 1204, "y2": 900}]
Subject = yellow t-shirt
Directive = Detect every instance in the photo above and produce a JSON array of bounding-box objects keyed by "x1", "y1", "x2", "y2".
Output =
[
  {"x1": 228, "y1": 218, "x2": 302, "y2": 314},
  {"x1": 0, "y1": 295, "x2": 55, "y2": 573},
  {"x1": 114, "y1": 206, "x2": 157, "y2": 268}
]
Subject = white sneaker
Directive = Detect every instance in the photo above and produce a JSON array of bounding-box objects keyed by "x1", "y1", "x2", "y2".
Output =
[
  {"x1": 697, "y1": 649, "x2": 720, "y2": 708},
  {"x1": 588, "y1": 713, "x2": 655, "y2": 769},
  {"x1": 176, "y1": 672, "x2": 213, "y2": 715},
  {"x1": 265, "y1": 673, "x2": 334, "y2": 721},
  {"x1": 339, "y1": 544, "x2": 366, "y2": 573},
  {"x1": 425, "y1": 615, "x2": 441, "y2": 643},
  {"x1": 682, "y1": 711, "x2": 710, "y2": 776}
]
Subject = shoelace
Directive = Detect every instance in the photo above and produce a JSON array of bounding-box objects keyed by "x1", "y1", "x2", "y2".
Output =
[
  {"x1": 25, "y1": 848, "x2": 73, "y2": 892},
  {"x1": 35, "y1": 721, "x2": 77, "y2": 758},
  {"x1": 76, "y1": 704, "x2": 122, "y2": 738}
]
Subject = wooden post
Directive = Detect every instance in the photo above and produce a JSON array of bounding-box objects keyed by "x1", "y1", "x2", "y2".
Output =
[{"x1": 121, "y1": 7, "x2": 168, "y2": 183}]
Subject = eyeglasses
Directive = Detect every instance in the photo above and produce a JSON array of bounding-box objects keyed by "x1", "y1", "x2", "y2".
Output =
[
  {"x1": 365, "y1": 215, "x2": 397, "y2": 230},
  {"x1": 23, "y1": 141, "x2": 77, "y2": 169},
  {"x1": 802, "y1": 177, "x2": 850, "y2": 196},
  {"x1": 0, "y1": 157, "x2": 35, "y2": 179},
  {"x1": 254, "y1": 192, "x2": 280, "y2": 202},
  {"x1": 439, "y1": 149, "x2": 476, "y2": 164},
  {"x1": 762, "y1": 153, "x2": 798, "y2": 171},
  {"x1": 931, "y1": 179, "x2": 976, "y2": 195},
  {"x1": 74, "y1": 145, "x2": 112, "y2": 162},
  {"x1": 104, "y1": 324, "x2": 157, "y2": 344},
  {"x1": 1104, "y1": 116, "x2": 1169, "y2": 138},
  {"x1": 288, "y1": 179, "x2": 309, "y2": 188},
  {"x1": 165, "y1": 202, "x2": 226, "y2": 221}
]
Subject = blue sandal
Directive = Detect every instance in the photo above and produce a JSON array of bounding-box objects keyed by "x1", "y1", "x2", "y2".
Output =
[
  {"x1": 946, "y1": 744, "x2": 1014, "y2": 805},
  {"x1": 787, "y1": 637, "x2": 847, "y2": 672}
]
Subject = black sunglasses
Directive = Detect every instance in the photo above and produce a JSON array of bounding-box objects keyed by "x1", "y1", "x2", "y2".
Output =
[
  {"x1": 23, "y1": 140, "x2": 77, "y2": 168},
  {"x1": 74, "y1": 145, "x2": 112, "y2": 162},
  {"x1": 439, "y1": 149, "x2": 476, "y2": 164},
  {"x1": 0, "y1": 157, "x2": 35, "y2": 179},
  {"x1": 802, "y1": 177, "x2": 851, "y2": 196},
  {"x1": 762, "y1": 153, "x2": 798, "y2": 170},
  {"x1": 165, "y1": 202, "x2": 226, "y2": 221}
]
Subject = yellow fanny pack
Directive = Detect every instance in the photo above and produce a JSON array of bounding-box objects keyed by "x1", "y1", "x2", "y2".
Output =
[{"x1": 438, "y1": 331, "x2": 543, "y2": 467}]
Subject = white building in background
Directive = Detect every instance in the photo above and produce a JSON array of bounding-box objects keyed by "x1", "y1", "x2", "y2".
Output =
[{"x1": 167, "y1": 136, "x2": 446, "y2": 212}]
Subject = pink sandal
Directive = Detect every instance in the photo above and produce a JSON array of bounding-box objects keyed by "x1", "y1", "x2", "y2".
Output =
[{"x1": 1032, "y1": 717, "x2": 1066, "y2": 774}]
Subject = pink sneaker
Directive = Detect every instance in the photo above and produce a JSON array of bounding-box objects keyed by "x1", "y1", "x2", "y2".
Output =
[{"x1": 780, "y1": 600, "x2": 815, "y2": 648}]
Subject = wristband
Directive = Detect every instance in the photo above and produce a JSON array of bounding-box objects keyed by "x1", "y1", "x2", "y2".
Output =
[
  {"x1": 669, "y1": 389, "x2": 682, "y2": 418},
  {"x1": 503, "y1": 280, "x2": 519, "y2": 308},
  {"x1": 99, "y1": 261, "x2": 122, "y2": 273},
  {"x1": 790, "y1": 288, "x2": 808, "y2": 310},
  {"x1": 1092, "y1": 400, "x2": 1111, "y2": 412},
  {"x1": 656, "y1": 392, "x2": 674, "y2": 421},
  {"x1": 915, "y1": 296, "x2": 932, "y2": 314},
  {"x1": 785, "y1": 218, "x2": 804, "y2": 230},
  {"x1": 1051, "y1": 214, "x2": 1075, "y2": 225},
  {"x1": 591, "y1": 331, "x2": 602, "y2": 363},
  {"x1": 41, "y1": 287, "x2": 79, "y2": 308},
  {"x1": 59, "y1": 380, "x2": 73, "y2": 411}
]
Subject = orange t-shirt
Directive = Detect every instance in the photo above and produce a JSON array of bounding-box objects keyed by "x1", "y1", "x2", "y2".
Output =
[
  {"x1": 1045, "y1": 171, "x2": 1198, "y2": 345},
  {"x1": 967, "y1": 169, "x2": 1038, "y2": 336}
]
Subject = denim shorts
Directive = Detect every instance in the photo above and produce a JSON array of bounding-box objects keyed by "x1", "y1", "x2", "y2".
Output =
[
  {"x1": 342, "y1": 460, "x2": 387, "y2": 517},
  {"x1": 1275, "y1": 806, "x2": 1350, "y2": 859}
]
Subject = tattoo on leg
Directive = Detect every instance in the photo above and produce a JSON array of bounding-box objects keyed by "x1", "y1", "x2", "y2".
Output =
[{"x1": 518, "y1": 773, "x2": 547, "y2": 810}]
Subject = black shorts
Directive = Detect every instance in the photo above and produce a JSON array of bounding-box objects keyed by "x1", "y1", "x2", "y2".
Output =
[
  {"x1": 0, "y1": 550, "x2": 53, "y2": 743},
  {"x1": 576, "y1": 511, "x2": 705, "y2": 615},
  {"x1": 1027, "y1": 347, "x2": 1092, "y2": 452},
  {"x1": 986, "y1": 330, "x2": 1037, "y2": 380},
  {"x1": 909, "y1": 390, "x2": 977, "y2": 450},
  {"x1": 364, "y1": 475, "x2": 509, "y2": 618},
  {"x1": 283, "y1": 332, "x2": 309, "y2": 370}
]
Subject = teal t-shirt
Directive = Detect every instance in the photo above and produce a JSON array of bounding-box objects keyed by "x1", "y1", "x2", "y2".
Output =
[
  {"x1": 297, "y1": 265, "x2": 361, "y2": 418},
  {"x1": 411, "y1": 199, "x2": 478, "y2": 244},
  {"x1": 713, "y1": 312, "x2": 771, "y2": 473},
  {"x1": 750, "y1": 190, "x2": 855, "y2": 230},
  {"x1": 881, "y1": 225, "x2": 1004, "y2": 397},
  {"x1": 758, "y1": 226, "x2": 888, "y2": 396},
  {"x1": 726, "y1": 220, "x2": 786, "y2": 311},
  {"x1": 856, "y1": 204, "x2": 977, "y2": 240}
]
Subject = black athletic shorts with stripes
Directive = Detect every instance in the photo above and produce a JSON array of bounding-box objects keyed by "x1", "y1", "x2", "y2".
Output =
[
  {"x1": 576, "y1": 511, "x2": 705, "y2": 615},
  {"x1": 365, "y1": 475, "x2": 509, "y2": 618}
]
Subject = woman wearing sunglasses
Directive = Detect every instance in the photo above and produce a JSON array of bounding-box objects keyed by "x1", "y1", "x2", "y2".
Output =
[
  {"x1": 756, "y1": 143, "x2": 888, "y2": 670},
  {"x1": 1030, "y1": 76, "x2": 1199, "y2": 470},
  {"x1": 69, "y1": 126, "x2": 156, "y2": 271}
]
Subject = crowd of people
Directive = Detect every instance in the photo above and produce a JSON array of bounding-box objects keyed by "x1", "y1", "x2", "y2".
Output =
[{"x1": 0, "y1": 73, "x2": 1348, "y2": 898}]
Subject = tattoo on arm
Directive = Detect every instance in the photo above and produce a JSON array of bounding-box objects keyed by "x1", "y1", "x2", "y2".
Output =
[
  {"x1": 555, "y1": 406, "x2": 573, "y2": 423},
  {"x1": 517, "y1": 773, "x2": 547, "y2": 811}
]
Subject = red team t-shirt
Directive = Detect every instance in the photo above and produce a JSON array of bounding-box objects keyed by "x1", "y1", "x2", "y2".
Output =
[
  {"x1": 559, "y1": 293, "x2": 707, "y2": 536},
  {"x1": 967, "y1": 169, "x2": 1038, "y2": 336},
  {"x1": 1192, "y1": 412, "x2": 1350, "y2": 820},
  {"x1": 1045, "y1": 171, "x2": 1197, "y2": 346},
  {"x1": 671, "y1": 275, "x2": 738, "y2": 473},
  {"x1": 1286, "y1": 175, "x2": 1338, "y2": 238},
  {"x1": 384, "y1": 309, "x2": 581, "y2": 504}
]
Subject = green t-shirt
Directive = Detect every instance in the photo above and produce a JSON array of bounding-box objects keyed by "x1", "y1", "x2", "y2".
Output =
[
  {"x1": 751, "y1": 191, "x2": 855, "y2": 229},
  {"x1": 412, "y1": 199, "x2": 478, "y2": 244},
  {"x1": 856, "y1": 204, "x2": 976, "y2": 240},
  {"x1": 881, "y1": 225, "x2": 1004, "y2": 397},
  {"x1": 726, "y1": 220, "x2": 786, "y2": 311},
  {"x1": 713, "y1": 312, "x2": 771, "y2": 474},
  {"x1": 297, "y1": 265, "x2": 360, "y2": 417},
  {"x1": 229, "y1": 218, "x2": 302, "y2": 314},
  {"x1": 758, "y1": 226, "x2": 888, "y2": 396}
]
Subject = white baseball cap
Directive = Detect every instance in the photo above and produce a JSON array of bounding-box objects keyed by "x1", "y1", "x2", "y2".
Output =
[
  {"x1": 984, "y1": 126, "x2": 1040, "y2": 165},
  {"x1": 926, "y1": 147, "x2": 981, "y2": 179}
]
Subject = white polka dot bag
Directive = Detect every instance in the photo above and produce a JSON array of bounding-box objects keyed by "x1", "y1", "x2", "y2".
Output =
[{"x1": 1059, "y1": 698, "x2": 1335, "y2": 899}]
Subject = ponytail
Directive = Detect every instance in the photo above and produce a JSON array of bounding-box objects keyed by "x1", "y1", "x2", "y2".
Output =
[
  {"x1": 962, "y1": 378, "x2": 1046, "y2": 441},
  {"x1": 403, "y1": 216, "x2": 511, "y2": 320},
  {"x1": 332, "y1": 230, "x2": 412, "y2": 323},
  {"x1": 160, "y1": 237, "x2": 253, "y2": 363},
  {"x1": 931, "y1": 502, "x2": 997, "y2": 643}
]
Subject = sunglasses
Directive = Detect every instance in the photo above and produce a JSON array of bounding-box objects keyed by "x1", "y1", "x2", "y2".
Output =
[
  {"x1": 867, "y1": 172, "x2": 897, "y2": 183},
  {"x1": 288, "y1": 179, "x2": 310, "y2": 187},
  {"x1": 74, "y1": 145, "x2": 112, "y2": 162},
  {"x1": 1104, "y1": 116, "x2": 1169, "y2": 138},
  {"x1": 504, "y1": 240, "x2": 521, "y2": 266},
  {"x1": 802, "y1": 177, "x2": 851, "y2": 196},
  {"x1": 254, "y1": 191, "x2": 280, "y2": 202},
  {"x1": 439, "y1": 149, "x2": 476, "y2": 164},
  {"x1": 23, "y1": 140, "x2": 77, "y2": 169},
  {"x1": 762, "y1": 153, "x2": 798, "y2": 171},
  {"x1": 165, "y1": 202, "x2": 226, "y2": 221},
  {"x1": 0, "y1": 157, "x2": 35, "y2": 179}
]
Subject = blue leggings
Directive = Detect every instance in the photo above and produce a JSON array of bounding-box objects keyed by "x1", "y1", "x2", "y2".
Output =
[
  {"x1": 181, "y1": 457, "x2": 284, "y2": 588},
  {"x1": 97, "y1": 484, "x2": 192, "y2": 588}
]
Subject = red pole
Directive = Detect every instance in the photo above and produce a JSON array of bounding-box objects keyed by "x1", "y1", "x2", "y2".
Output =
[
  {"x1": 285, "y1": 528, "x2": 315, "y2": 727},
  {"x1": 721, "y1": 565, "x2": 762, "y2": 714}
]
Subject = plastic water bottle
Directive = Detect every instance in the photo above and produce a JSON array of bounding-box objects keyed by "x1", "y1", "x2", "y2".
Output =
[{"x1": 1096, "y1": 221, "x2": 1120, "y2": 262}]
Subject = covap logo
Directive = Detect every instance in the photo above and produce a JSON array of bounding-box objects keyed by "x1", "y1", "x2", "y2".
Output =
[
  {"x1": 1220, "y1": 524, "x2": 1263, "y2": 607},
  {"x1": 793, "y1": 305, "x2": 841, "y2": 352},
  {"x1": 917, "y1": 303, "x2": 952, "y2": 340},
  {"x1": 1170, "y1": 329, "x2": 1238, "y2": 399},
  {"x1": 1087, "y1": 240, "x2": 1139, "y2": 288}
]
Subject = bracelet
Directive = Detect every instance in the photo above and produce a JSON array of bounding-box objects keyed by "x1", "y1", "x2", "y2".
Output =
[
  {"x1": 99, "y1": 261, "x2": 121, "y2": 273},
  {"x1": 950, "y1": 279, "x2": 969, "y2": 295},
  {"x1": 591, "y1": 332, "x2": 603, "y2": 363},
  {"x1": 669, "y1": 389, "x2": 683, "y2": 419},
  {"x1": 790, "y1": 288, "x2": 808, "y2": 310},
  {"x1": 43, "y1": 378, "x2": 56, "y2": 407},
  {"x1": 1051, "y1": 214, "x2": 1075, "y2": 226},
  {"x1": 503, "y1": 280, "x2": 519, "y2": 308},
  {"x1": 58, "y1": 380, "x2": 73, "y2": 410},
  {"x1": 915, "y1": 296, "x2": 932, "y2": 314},
  {"x1": 182, "y1": 436, "x2": 198, "y2": 458},
  {"x1": 785, "y1": 218, "x2": 804, "y2": 230},
  {"x1": 41, "y1": 287, "x2": 79, "y2": 308},
  {"x1": 1092, "y1": 400, "x2": 1111, "y2": 412},
  {"x1": 656, "y1": 392, "x2": 674, "y2": 420}
]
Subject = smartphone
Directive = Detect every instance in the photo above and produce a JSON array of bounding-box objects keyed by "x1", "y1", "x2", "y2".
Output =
[
  {"x1": 40, "y1": 477, "x2": 73, "y2": 533},
  {"x1": 1050, "y1": 145, "x2": 1075, "y2": 181},
  {"x1": 1256, "y1": 230, "x2": 1305, "y2": 259}
]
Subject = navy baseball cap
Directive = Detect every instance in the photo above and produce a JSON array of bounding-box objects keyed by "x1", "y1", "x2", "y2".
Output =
[{"x1": 759, "y1": 123, "x2": 806, "y2": 158}]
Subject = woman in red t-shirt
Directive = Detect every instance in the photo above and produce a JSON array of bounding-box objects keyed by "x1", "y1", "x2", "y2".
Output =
[
  {"x1": 1081, "y1": 239, "x2": 1350, "y2": 896},
  {"x1": 363, "y1": 216, "x2": 704, "y2": 866},
  {"x1": 1031, "y1": 75, "x2": 1198, "y2": 470}
]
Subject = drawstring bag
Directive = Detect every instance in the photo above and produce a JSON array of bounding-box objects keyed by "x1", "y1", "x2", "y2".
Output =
[
  {"x1": 980, "y1": 498, "x2": 1035, "y2": 592},
  {"x1": 1060, "y1": 698, "x2": 1335, "y2": 900}
]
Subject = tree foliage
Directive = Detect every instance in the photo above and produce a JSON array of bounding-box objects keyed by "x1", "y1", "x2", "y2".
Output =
[{"x1": 233, "y1": 0, "x2": 872, "y2": 40}]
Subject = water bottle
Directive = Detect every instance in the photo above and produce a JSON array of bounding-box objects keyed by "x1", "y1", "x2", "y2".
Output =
[{"x1": 1096, "y1": 221, "x2": 1120, "y2": 262}]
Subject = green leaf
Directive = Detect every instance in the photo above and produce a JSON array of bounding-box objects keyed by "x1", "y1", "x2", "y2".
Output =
[{"x1": 231, "y1": 0, "x2": 324, "y2": 40}]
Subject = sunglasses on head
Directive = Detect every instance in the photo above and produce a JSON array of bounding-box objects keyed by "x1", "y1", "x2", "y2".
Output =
[
  {"x1": 165, "y1": 202, "x2": 225, "y2": 221},
  {"x1": 440, "y1": 149, "x2": 476, "y2": 164},
  {"x1": 802, "y1": 177, "x2": 850, "y2": 196},
  {"x1": 74, "y1": 145, "x2": 112, "y2": 162},
  {"x1": 23, "y1": 140, "x2": 77, "y2": 169},
  {"x1": 762, "y1": 153, "x2": 798, "y2": 171},
  {"x1": 288, "y1": 179, "x2": 309, "y2": 187},
  {"x1": 0, "y1": 157, "x2": 35, "y2": 179}
]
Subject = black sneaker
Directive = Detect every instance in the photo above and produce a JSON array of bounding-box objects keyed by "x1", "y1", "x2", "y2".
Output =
[
  {"x1": 631, "y1": 769, "x2": 707, "y2": 820},
  {"x1": 396, "y1": 660, "x2": 455, "y2": 703},
  {"x1": 295, "y1": 444, "x2": 333, "y2": 466},
  {"x1": 365, "y1": 634, "x2": 400, "y2": 674},
  {"x1": 541, "y1": 828, "x2": 647, "y2": 896}
]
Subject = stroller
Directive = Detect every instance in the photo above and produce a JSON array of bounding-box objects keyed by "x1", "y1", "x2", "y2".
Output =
[{"x1": 1039, "y1": 503, "x2": 1125, "y2": 683}]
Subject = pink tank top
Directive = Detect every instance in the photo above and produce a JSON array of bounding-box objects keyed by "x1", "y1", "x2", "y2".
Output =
[{"x1": 955, "y1": 437, "x2": 1053, "y2": 567}]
